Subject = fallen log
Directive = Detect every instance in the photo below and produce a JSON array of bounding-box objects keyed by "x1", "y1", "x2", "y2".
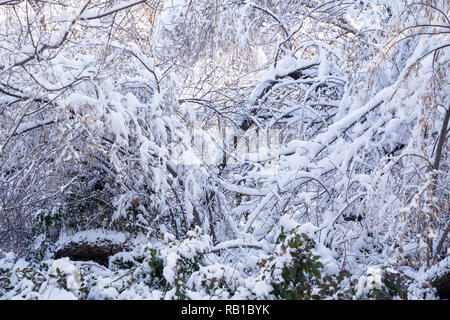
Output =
[
  {"x1": 54, "y1": 241, "x2": 124, "y2": 266},
  {"x1": 53, "y1": 229, "x2": 129, "y2": 266}
]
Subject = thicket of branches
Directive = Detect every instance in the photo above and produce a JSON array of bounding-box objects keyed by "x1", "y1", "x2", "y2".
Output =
[{"x1": 0, "y1": 0, "x2": 448, "y2": 299}]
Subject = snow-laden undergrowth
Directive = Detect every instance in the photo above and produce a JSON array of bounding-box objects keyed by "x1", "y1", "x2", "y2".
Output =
[
  {"x1": 1, "y1": 224, "x2": 447, "y2": 299},
  {"x1": 0, "y1": 0, "x2": 449, "y2": 299}
]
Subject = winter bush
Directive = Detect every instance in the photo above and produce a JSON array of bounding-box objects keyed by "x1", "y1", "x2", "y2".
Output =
[{"x1": 0, "y1": 0, "x2": 448, "y2": 299}]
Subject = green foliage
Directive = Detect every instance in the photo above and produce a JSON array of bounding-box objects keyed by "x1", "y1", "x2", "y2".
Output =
[
  {"x1": 266, "y1": 230, "x2": 324, "y2": 299},
  {"x1": 318, "y1": 270, "x2": 353, "y2": 299},
  {"x1": 0, "y1": 263, "x2": 47, "y2": 299},
  {"x1": 202, "y1": 275, "x2": 228, "y2": 295},
  {"x1": 173, "y1": 252, "x2": 204, "y2": 300},
  {"x1": 261, "y1": 228, "x2": 352, "y2": 300},
  {"x1": 146, "y1": 248, "x2": 165, "y2": 286},
  {"x1": 366, "y1": 270, "x2": 409, "y2": 300},
  {"x1": 129, "y1": 247, "x2": 167, "y2": 291}
]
